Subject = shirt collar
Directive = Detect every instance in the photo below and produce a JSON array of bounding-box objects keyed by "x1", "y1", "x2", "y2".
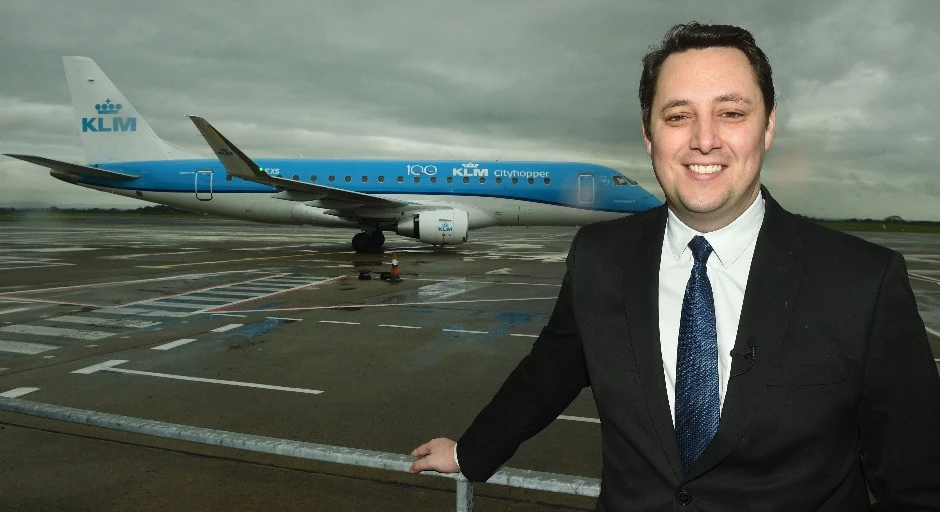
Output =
[{"x1": 665, "y1": 191, "x2": 765, "y2": 268}]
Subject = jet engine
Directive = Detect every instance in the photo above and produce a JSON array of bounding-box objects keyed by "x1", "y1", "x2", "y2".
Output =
[{"x1": 396, "y1": 209, "x2": 469, "y2": 246}]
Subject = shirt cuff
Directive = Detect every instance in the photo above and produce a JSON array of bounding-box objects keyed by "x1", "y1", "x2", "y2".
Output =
[{"x1": 453, "y1": 442, "x2": 461, "y2": 470}]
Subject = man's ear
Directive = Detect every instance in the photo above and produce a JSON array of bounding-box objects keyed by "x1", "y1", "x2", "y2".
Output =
[
  {"x1": 764, "y1": 104, "x2": 777, "y2": 150},
  {"x1": 643, "y1": 122, "x2": 652, "y2": 156}
]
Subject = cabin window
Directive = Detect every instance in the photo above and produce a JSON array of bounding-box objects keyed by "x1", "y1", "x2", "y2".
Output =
[
  {"x1": 414, "y1": 176, "x2": 420, "y2": 183},
  {"x1": 511, "y1": 177, "x2": 519, "y2": 184},
  {"x1": 378, "y1": 176, "x2": 385, "y2": 183},
  {"x1": 226, "y1": 175, "x2": 233, "y2": 182},
  {"x1": 543, "y1": 178, "x2": 550, "y2": 184},
  {"x1": 328, "y1": 175, "x2": 335, "y2": 182},
  {"x1": 361, "y1": 176, "x2": 368, "y2": 182},
  {"x1": 310, "y1": 175, "x2": 317, "y2": 182},
  {"x1": 446, "y1": 177, "x2": 453, "y2": 184},
  {"x1": 479, "y1": 177, "x2": 485, "y2": 184},
  {"x1": 430, "y1": 176, "x2": 437, "y2": 183},
  {"x1": 527, "y1": 177, "x2": 534, "y2": 184},
  {"x1": 292, "y1": 175, "x2": 299, "y2": 181},
  {"x1": 397, "y1": 176, "x2": 404, "y2": 183},
  {"x1": 344, "y1": 176, "x2": 351, "y2": 183},
  {"x1": 495, "y1": 177, "x2": 502, "y2": 184},
  {"x1": 462, "y1": 177, "x2": 469, "y2": 184}
]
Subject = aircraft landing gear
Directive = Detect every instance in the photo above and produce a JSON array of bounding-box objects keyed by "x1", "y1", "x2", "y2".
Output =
[{"x1": 352, "y1": 231, "x2": 385, "y2": 253}]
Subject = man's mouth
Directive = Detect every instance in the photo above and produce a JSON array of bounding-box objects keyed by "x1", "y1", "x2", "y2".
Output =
[{"x1": 688, "y1": 164, "x2": 723, "y2": 174}]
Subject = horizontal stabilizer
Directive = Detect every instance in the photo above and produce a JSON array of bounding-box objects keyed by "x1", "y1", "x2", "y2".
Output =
[
  {"x1": 4, "y1": 153, "x2": 139, "y2": 181},
  {"x1": 186, "y1": 115, "x2": 409, "y2": 210}
]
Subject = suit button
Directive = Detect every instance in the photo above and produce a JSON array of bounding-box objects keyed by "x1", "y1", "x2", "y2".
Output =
[{"x1": 676, "y1": 490, "x2": 692, "y2": 505}]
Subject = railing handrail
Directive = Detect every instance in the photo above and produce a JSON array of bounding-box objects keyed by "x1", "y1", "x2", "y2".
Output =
[{"x1": 0, "y1": 397, "x2": 600, "y2": 510}]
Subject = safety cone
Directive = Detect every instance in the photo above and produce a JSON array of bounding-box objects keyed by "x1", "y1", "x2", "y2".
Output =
[{"x1": 389, "y1": 252, "x2": 402, "y2": 282}]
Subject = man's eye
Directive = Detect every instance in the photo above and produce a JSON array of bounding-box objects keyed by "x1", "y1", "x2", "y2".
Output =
[
  {"x1": 721, "y1": 111, "x2": 744, "y2": 118},
  {"x1": 666, "y1": 114, "x2": 687, "y2": 122}
]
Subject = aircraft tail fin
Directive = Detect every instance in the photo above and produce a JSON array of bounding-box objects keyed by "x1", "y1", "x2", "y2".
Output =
[{"x1": 63, "y1": 56, "x2": 196, "y2": 163}]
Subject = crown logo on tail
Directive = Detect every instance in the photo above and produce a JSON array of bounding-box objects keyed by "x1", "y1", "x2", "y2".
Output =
[{"x1": 95, "y1": 99, "x2": 122, "y2": 115}]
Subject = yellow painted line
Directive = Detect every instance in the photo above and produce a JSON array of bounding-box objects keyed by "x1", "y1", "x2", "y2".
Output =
[{"x1": 136, "y1": 254, "x2": 311, "y2": 269}]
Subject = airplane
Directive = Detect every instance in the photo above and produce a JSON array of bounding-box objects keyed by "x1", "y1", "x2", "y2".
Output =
[{"x1": 6, "y1": 56, "x2": 662, "y2": 252}]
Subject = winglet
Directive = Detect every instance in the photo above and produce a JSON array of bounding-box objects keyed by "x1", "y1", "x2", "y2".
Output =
[{"x1": 187, "y1": 115, "x2": 267, "y2": 181}]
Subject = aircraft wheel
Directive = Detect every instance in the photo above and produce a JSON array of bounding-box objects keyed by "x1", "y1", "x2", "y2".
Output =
[{"x1": 352, "y1": 232, "x2": 367, "y2": 252}]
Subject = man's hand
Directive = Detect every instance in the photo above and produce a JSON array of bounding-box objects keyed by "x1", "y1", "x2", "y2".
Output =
[{"x1": 409, "y1": 437, "x2": 459, "y2": 474}]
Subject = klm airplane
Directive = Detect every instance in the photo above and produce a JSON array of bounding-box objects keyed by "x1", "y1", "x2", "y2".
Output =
[{"x1": 6, "y1": 57, "x2": 662, "y2": 252}]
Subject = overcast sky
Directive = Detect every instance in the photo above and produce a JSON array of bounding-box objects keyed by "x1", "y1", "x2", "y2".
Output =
[{"x1": 1, "y1": 0, "x2": 938, "y2": 220}]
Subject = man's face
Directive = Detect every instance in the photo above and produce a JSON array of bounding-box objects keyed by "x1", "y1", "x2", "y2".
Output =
[{"x1": 643, "y1": 46, "x2": 776, "y2": 232}]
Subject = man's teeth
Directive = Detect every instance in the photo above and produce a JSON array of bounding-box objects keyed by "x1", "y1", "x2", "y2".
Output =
[{"x1": 689, "y1": 164, "x2": 722, "y2": 174}]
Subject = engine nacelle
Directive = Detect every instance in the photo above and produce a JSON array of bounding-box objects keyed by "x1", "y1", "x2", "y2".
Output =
[{"x1": 396, "y1": 209, "x2": 469, "y2": 246}]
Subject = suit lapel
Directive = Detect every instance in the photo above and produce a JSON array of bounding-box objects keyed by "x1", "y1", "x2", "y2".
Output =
[
  {"x1": 686, "y1": 188, "x2": 805, "y2": 480},
  {"x1": 620, "y1": 206, "x2": 685, "y2": 481}
]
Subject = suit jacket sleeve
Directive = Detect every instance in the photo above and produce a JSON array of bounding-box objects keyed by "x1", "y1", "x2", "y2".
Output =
[
  {"x1": 456, "y1": 232, "x2": 591, "y2": 482},
  {"x1": 859, "y1": 252, "x2": 940, "y2": 510}
]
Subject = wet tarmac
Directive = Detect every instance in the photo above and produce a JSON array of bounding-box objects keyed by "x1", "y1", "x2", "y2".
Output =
[{"x1": 0, "y1": 215, "x2": 937, "y2": 511}]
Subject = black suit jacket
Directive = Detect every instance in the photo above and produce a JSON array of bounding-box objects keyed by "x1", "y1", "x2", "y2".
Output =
[{"x1": 457, "y1": 188, "x2": 940, "y2": 511}]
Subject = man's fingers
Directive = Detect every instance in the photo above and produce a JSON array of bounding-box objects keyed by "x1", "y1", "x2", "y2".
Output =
[
  {"x1": 409, "y1": 437, "x2": 458, "y2": 474},
  {"x1": 411, "y1": 443, "x2": 431, "y2": 457}
]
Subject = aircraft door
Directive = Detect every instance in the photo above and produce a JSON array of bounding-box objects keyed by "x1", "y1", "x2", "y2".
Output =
[
  {"x1": 578, "y1": 174, "x2": 594, "y2": 204},
  {"x1": 195, "y1": 169, "x2": 213, "y2": 201}
]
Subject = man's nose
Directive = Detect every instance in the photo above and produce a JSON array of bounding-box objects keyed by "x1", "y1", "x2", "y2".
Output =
[{"x1": 690, "y1": 117, "x2": 720, "y2": 152}]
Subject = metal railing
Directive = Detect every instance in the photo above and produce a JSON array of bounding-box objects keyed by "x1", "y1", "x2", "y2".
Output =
[{"x1": 0, "y1": 397, "x2": 600, "y2": 511}]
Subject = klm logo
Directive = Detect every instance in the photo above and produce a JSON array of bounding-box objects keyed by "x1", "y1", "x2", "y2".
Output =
[
  {"x1": 452, "y1": 162, "x2": 489, "y2": 177},
  {"x1": 82, "y1": 99, "x2": 137, "y2": 133},
  {"x1": 438, "y1": 222, "x2": 454, "y2": 233}
]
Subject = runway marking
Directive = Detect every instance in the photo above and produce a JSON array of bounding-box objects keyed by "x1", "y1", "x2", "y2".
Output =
[
  {"x1": 136, "y1": 254, "x2": 313, "y2": 269},
  {"x1": 510, "y1": 333, "x2": 539, "y2": 338},
  {"x1": 0, "y1": 263, "x2": 74, "y2": 271},
  {"x1": 152, "y1": 338, "x2": 197, "y2": 351},
  {"x1": 407, "y1": 278, "x2": 562, "y2": 287},
  {"x1": 0, "y1": 324, "x2": 113, "y2": 340},
  {"x1": 443, "y1": 329, "x2": 488, "y2": 334},
  {"x1": 557, "y1": 415, "x2": 601, "y2": 424},
  {"x1": 72, "y1": 360, "x2": 323, "y2": 394},
  {"x1": 910, "y1": 272, "x2": 940, "y2": 284},
  {"x1": 485, "y1": 268, "x2": 513, "y2": 275},
  {"x1": 0, "y1": 307, "x2": 31, "y2": 315},
  {"x1": 926, "y1": 327, "x2": 940, "y2": 338},
  {"x1": 0, "y1": 271, "x2": 260, "y2": 295},
  {"x1": 379, "y1": 324, "x2": 422, "y2": 329},
  {"x1": 212, "y1": 313, "x2": 248, "y2": 318},
  {"x1": 46, "y1": 316, "x2": 159, "y2": 328},
  {"x1": 0, "y1": 340, "x2": 58, "y2": 354},
  {"x1": 201, "y1": 275, "x2": 346, "y2": 313},
  {"x1": 319, "y1": 320, "x2": 360, "y2": 325},
  {"x1": 219, "y1": 296, "x2": 558, "y2": 314},
  {"x1": 94, "y1": 307, "x2": 191, "y2": 318},
  {"x1": 211, "y1": 323, "x2": 243, "y2": 333},
  {"x1": 266, "y1": 317, "x2": 302, "y2": 322},
  {"x1": 0, "y1": 297, "x2": 102, "y2": 307},
  {"x1": 0, "y1": 387, "x2": 41, "y2": 398}
]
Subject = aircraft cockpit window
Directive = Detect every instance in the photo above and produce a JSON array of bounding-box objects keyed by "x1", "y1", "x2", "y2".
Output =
[{"x1": 613, "y1": 176, "x2": 638, "y2": 186}]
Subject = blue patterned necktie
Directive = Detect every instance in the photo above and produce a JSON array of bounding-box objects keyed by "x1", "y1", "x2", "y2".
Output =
[{"x1": 675, "y1": 235, "x2": 720, "y2": 475}]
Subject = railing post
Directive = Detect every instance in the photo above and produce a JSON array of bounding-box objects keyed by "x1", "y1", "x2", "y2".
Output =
[{"x1": 456, "y1": 475, "x2": 474, "y2": 512}]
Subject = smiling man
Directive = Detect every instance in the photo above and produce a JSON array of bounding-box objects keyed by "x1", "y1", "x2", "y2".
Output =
[{"x1": 410, "y1": 23, "x2": 940, "y2": 511}]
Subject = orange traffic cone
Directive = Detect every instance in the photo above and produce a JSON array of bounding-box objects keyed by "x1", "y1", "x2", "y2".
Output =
[{"x1": 389, "y1": 252, "x2": 402, "y2": 282}]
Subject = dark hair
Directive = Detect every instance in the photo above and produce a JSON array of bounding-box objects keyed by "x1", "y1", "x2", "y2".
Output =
[{"x1": 639, "y1": 22, "x2": 775, "y2": 137}]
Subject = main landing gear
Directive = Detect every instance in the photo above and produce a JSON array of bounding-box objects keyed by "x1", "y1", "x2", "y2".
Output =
[{"x1": 352, "y1": 230, "x2": 385, "y2": 253}]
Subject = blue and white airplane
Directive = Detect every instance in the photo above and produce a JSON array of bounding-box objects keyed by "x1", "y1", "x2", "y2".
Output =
[{"x1": 7, "y1": 56, "x2": 662, "y2": 252}]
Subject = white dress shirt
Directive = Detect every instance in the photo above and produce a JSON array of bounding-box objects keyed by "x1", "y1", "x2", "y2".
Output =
[{"x1": 658, "y1": 193, "x2": 765, "y2": 425}]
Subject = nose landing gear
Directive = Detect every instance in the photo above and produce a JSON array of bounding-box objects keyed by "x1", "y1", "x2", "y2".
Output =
[{"x1": 352, "y1": 231, "x2": 385, "y2": 253}]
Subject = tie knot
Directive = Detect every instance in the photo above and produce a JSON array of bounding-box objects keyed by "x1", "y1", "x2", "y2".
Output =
[{"x1": 688, "y1": 236, "x2": 713, "y2": 264}]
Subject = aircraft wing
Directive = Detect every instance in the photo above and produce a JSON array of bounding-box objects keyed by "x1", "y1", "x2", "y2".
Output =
[
  {"x1": 4, "y1": 154, "x2": 139, "y2": 181},
  {"x1": 186, "y1": 116, "x2": 410, "y2": 212}
]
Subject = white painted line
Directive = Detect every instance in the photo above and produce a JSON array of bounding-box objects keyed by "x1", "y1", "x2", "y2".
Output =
[
  {"x1": 379, "y1": 324, "x2": 422, "y2": 329},
  {"x1": 86, "y1": 345, "x2": 98, "y2": 347},
  {"x1": 0, "y1": 307, "x2": 31, "y2": 315},
  {"x1": 43, "y1": 356, "x2": 55, "y2": 359},
  {"x1": 0, "y1": 368, "x2": 7, "y2": 372},
  {"x1": 152, "y1": 338, "x2": 197, "y2": 351},
  {"x1": 319, "y1": 320, "x2": 360, "y2": 325},
  {"x1": 0, "y1": 263, "x2": 74, "y2": 271},
  {"x1": 198, "y1": 276, "x2": 345, "y2": 314},
  {"x1": 557, "y1": 415, "x2": 601, "y2": 424},
  {"x1": 72, "y1": 360, "x2": 129, "y2": 374},
  {"x1": 46, "y1": 316, "x2": 159, "y2": 329},
  {"x1": 72, "y1": 359, "x2": 322, "y2": 394},
  {"x1": 145, "y1": 301, "x2": 219, "y2": 310},
  {"x1": 510, "y1": 334, "x2": 539, "y2": 338},
  {"x1": 112, "y1": 273, "x2": 287, "y2": 307},
  {"x1": 926, "y1": 327, "x2": 940, "y2": 338},
  {"x1": 211, "y1": 323, "x2": 243, "y2": 333},
  {"x1": 267, "y1": 317, "x2": 302, "y2": 322},
  {"x1": 0, "y1": 324, "x2": 113, "y2": 340},
  {"x1": 443, "y1": 329, "x2": 489, "y2": 334},
  {"x1": 0, "y1": 340, "x2": 58, "y2": 354},
  {"x1": 485, "y1": 268, "x2": 513, "y2": 275},
  {"x1": 0, "y1": 387, "x2": 41, "y2": 398},
  {"x1": 94, "y1": 307, "x2": 191, "y2": 318},
  {"x1": 220, "y1": 296, "x2": 558, "y2": 314},
  {"x1": 211, "y1": 313, "x2": 248, "y2": 318}
]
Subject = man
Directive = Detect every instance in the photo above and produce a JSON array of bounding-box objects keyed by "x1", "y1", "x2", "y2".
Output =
[{"x1": 410, "y1": 22, "x2": 940, "y2": 511}]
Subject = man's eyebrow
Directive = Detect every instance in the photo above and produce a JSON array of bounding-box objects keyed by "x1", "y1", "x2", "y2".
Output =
[
  {"x1": 714, "y1": 93, "x2": 751, "y2": 105},
  {"x1": 660, "y1": 99, "x2": 690, "y2": 114}
]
